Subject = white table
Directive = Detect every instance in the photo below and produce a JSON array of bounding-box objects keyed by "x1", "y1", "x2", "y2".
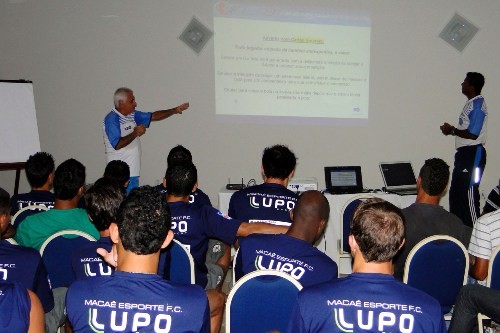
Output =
[{"x1": 218, "y1": 189, "x2": 415, "y2": 274}]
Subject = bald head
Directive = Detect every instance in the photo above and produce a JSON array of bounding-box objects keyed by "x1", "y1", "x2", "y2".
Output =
[{"x1": 289, "y1": 190, "x2": 330, "y2": 243}]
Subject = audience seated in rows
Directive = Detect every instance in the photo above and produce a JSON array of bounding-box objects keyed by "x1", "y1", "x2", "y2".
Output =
[
  {"x1": 288, "y1": 198, "x2": 446, "y2": 333},
  {"x1": 15, "y1": 158, "x2": 99, "y2": 251},
  {"x1": 165, "y1": 162, "x2": 288, "y2": 332},
  {"x1": 66, "y1": 186, "x2": 210, "y2": 332},
  {"x1": 236, "y1": 190, "x2": 338, "y2": 287},
  {"x1": 229, "y1": 144, "x2": 298, "y2": 226},
  {"x1": 393, "y1": 158, "x2": 471, "y2": 280}
]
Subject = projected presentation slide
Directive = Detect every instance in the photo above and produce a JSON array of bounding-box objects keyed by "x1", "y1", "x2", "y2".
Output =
[{"x1": 214, "y1": 2, "x2": 371, "y2": 120}]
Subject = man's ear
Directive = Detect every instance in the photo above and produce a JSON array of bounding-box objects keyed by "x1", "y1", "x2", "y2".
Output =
[
  {"x1": 109, "y1": 223, "x2": 120, "y2": 244},
  {"x1": 161, "y1": 230, "x2": 174, "y2": 249},
  {"x1": 289, "y1": 209, "x2": 294, "y2": 222},
  {"x1": 192, "y1": 182, "x2": 198, "y2": 193},
  {"x1": 162, "y1": 177, "x2": 167, "y2": 188},
  {"x1": 398, "y1": 238, "x2": 405, "y2": 252},
  {"x1": 348, "y1": 235, "x2": 358, "y2": 255},
  {"x1": 0, "y1": 213, "x2": 9, "y2": 234},
  {"x1": 317, "y1": 219, "x2": 326, "y2": 235},
  {"x1": 288, "y1": 169, "x2": 295, "y2": 180},
  {"x1": 47, "y1": 172, "x2": 55, "y2": 187}
]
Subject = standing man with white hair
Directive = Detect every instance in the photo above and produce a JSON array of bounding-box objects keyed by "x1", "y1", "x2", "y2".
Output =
[{"x1": 103, "y1": 87, "x2": 189, "y2": 193}]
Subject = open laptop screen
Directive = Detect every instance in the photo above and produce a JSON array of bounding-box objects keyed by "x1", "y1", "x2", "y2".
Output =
[
  {"x1": 325, "y1": 166, "x2": 363, "y2": 194},
  {"x1": 380, "y1": 162, "x2": 416, "y2": 188}
]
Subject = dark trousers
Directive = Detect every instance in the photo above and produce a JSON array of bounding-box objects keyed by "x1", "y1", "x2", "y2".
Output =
[
  {"x1": 448, "y1": 285, "x2": 500, "y2": 333},
  {"x1": 449, "y1": 145, "x2": 486, "y2": 228}
]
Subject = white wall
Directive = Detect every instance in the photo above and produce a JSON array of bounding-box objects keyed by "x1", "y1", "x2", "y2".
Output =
[{"x1": 1, "y1": 0, "x2": 499, "y2": 208}]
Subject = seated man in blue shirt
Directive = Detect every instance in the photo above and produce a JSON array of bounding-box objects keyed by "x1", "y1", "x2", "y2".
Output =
[
  {"x1": 10, "y1": 151, "x2": 56, "y2": 216},
  {"x1": 66, "y1": 186, "x2": 209, "y2": 333},
  {"x1": 0, "y1": 280, "x2": 45, "y2": 332},
  {"x1": 157, "y1": 145, "x2": 227, "y2": 290},
  {"x1": 236, "y1": 190, "x2": 338, "y2": 287},
  {"x1": 0, "y1": 187, "x2": 53, "y2": 332},
  {"x1": 229, "y1": 144, "x2": 298, "y2": 226},
  {"x1": 71, "y1": 178, "x2": 124, "y2": 280},
  {"x1": 288, "y1": 198, "x2": 446, "y2": 333}
]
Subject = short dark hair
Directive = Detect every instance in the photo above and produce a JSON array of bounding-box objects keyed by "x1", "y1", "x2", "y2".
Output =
[
  {"x1": 262, "y1": 145, "x2": 296, "y2": 180},
  {"x1": 165, "y1": 163, "x2": 197, "y2": 197},
  {"x1": 466, "y1": 72, "x2": 485, "y2": 94},
  {"x1": 53, "y1": 158, "x2": 86, "y2": 200},
  {"x1": 167, "y1": 145, "x2": 192, "y2": 166},
  {"x1": 0, "y1": 187, "x2": 10, "y2": 216},
  {"x1": 85, "y1": 178, "x2": 124, "y2": 231},
  {"x1": 419, "y1": 158, "x2": 450, "y2": 196},
  {"x1": 25, "y1": 152, "x2": 55, "y2": 188},
  {"x1": 103, "y1": 160, "x2": 130, "y2": 189},
  {"x1": 350, "y1": 198, "x2": 405, "y2": 263},
  {"x1": 117, "y1": 186, "x2": 171, "y2": 255}
]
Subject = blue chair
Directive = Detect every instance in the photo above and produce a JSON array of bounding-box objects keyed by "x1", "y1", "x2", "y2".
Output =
[
  {"x1": 226, "y1": 270, "x2": 303, "y2": 333},
  {"x1": 40, "y1": 230, "x2": 96, "y2": 288},
  {"x1": 403, "y1": 235, "x2": 468, "y2": 318},
  {"x1": 340, "y1": 196, "x2": 374, "y2": 254},
  {"x1": 166, "y1": 239, "x2": 195, "y2": 284},
  {"x1": 11, "y1": 204, "x2": 49, "y2": 228}
]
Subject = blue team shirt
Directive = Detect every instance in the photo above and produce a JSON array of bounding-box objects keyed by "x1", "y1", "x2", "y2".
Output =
[
  {"x1": 10, "y1": 190, "x2": 55, "y2": 216},
  {"x1": 0, "y1": 242, "x2": 54, "y2": 313},
  {"x1": 168, "y1": 201, "x2": 242, "y2": 287},
  {"x1": 0, "y1": 281, "x2": 31, "y2": 332},
  {"x1": 288, "y1": 273, "x2": 447, "y2": 333},
  {"x1": 66, "y1": 270, "x2": 210, "y2": 333},
  {"x1": 229, "y1": 183, "x2": 298, "y2": 226},
  {"x1": 71, "y1": 236, "x2": 171, "y2": 280},
  {"x1": 104, "y1": 110, "x2": 152, "y2": 149},
  {"x1": 236, "y1": 234, "x2": 338, "y2": 287},
  {"x1": 72, "y1": 237, "x2": 114, "y2": 280},
  {"x1": 155, "y1": 185, "x2": 212, "y2": 207}
]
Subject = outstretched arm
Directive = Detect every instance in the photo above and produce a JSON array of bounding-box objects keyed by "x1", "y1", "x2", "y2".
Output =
[
  {"x1": 237, "y1": 222, "x2": 288, "y2": 237},
  {"x1": 151, "y1": 102, "x2": 190, "y2": 121}
]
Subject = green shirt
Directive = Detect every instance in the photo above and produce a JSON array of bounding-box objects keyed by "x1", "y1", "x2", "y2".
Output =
[{"x1": 15, "y1": 208, "x2": 99, "y2": 251}]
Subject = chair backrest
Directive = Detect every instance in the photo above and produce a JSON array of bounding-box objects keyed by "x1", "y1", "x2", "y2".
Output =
[
  {"x1": 226, "y1": 270, "x2": 303, "y2": 333},
  {"x1": 340, "y1": 196, "x2": 372, "y2": 254},
  {"x1": 167, "y1": 239, "x2": 195, "y2": 284},
  {"x1": 1, "y1": 238, "x2": 18, "y2": 245},
  {"x1": 11, "y1": 204, "x2": 49, "y2": 228},
  {"x1": 40, "y1": 230, "x2": 96, "y2": 288},
  {"x1": 403, "y1": 235, "x2": 468, "y2": 315},
  {"x1": 487, "y1": 245, "x2": 500, "y2": 290}
]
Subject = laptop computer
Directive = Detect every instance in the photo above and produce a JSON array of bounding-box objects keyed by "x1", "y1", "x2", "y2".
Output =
[
  {"x1": 324, "y1": 166, "x2": 363, "y2": 194},
  {"x1": 379, "y1": 161, "x2": 417, "y2": 195}
]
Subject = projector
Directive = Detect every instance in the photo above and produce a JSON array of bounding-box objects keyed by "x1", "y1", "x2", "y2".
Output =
[{"x1": 287, "y1": 177, "x2": 318, "y2": 192}]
